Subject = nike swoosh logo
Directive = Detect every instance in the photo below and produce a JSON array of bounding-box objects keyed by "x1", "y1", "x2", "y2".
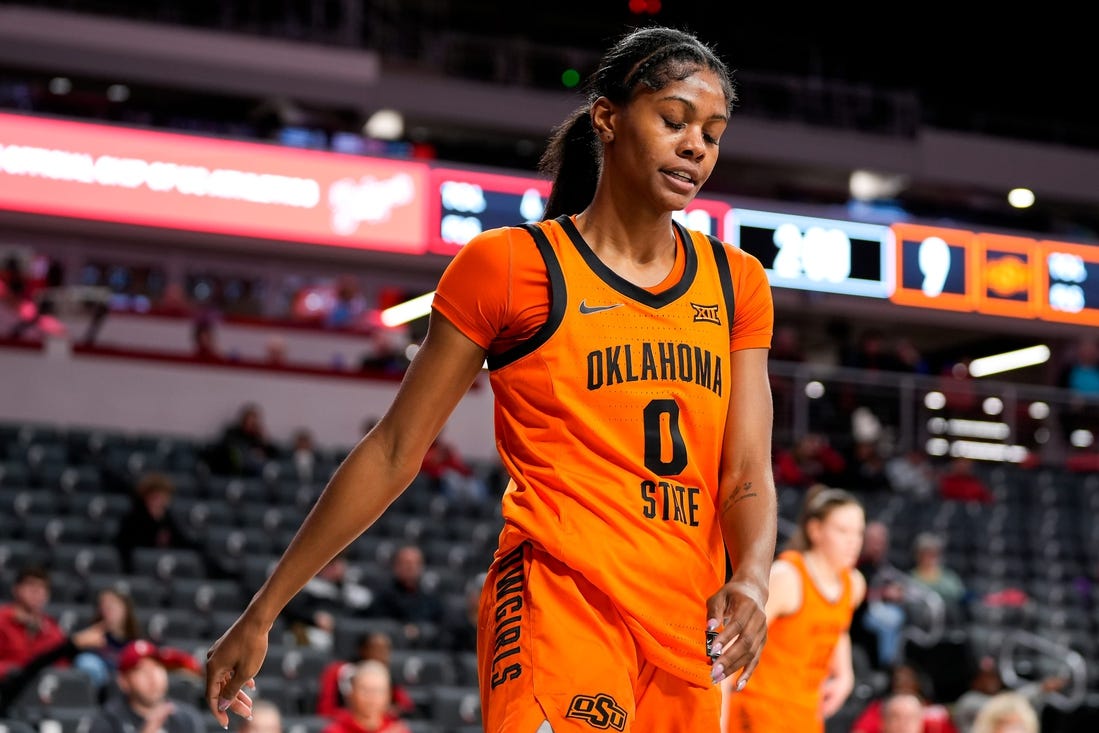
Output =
[{"x1": 579, "y1": 300, "x2": 625, "y2": 314}]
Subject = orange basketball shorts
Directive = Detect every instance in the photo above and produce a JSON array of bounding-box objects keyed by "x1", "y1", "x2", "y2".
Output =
[{"x1": 477, "y1": 541, "x2": 720, "y2": 732}]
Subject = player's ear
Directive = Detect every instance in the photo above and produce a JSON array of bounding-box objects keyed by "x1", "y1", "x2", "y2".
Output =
[{"x1": 590, "y1": 97, "x2": 616, "y2": 142}]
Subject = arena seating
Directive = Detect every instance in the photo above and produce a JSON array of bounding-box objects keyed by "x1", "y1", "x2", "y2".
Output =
[{"x1": 2, "y1": 418, "x2": 1097, "y2": 732}]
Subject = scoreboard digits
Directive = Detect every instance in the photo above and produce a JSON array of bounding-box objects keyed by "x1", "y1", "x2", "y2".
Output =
[{"x1": 423, "y1": 166, "x2": 1099, "y2": 328}]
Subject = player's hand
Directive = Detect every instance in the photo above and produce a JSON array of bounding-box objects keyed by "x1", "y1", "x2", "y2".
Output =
[
  {"x1": 705, "y1": 578, "x2": 767, "y2": 690},
  {"x1": 818, "y1": 675, "x2": 851, "y2": 718},
  {"x1": 205, "y1": 616, "x2": 265, "y2": 728}
]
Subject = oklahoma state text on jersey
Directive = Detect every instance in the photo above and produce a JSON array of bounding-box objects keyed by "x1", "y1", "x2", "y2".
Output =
[{"x1": 433, "y1": 215, "x2": 773, "y2": 687}]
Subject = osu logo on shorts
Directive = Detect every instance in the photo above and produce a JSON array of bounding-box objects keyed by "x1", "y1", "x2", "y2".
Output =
[{"x1": 566, "y1": 693, "x2": 628, "y2": 731}]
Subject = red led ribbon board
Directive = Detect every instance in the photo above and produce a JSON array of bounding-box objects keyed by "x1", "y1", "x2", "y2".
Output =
[{"x1": 0, "y1": 112, "x2": 430, "y2": 253}]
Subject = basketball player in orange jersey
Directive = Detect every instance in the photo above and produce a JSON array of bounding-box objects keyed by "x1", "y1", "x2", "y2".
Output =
[
  {"x1": 721, "y1": 485, "x2": 867, "y2": 733},
  {"x1": 205, "y1": 25, "x2": 779, "y2": 732}
]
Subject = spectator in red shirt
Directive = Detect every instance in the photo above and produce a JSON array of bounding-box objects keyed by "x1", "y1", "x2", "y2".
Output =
[
  {"x1": 773, "y1": 433, "x2": 847, "y2": 489},
  {"x1": 316, "y1": 631, "x2": 414, "y2": 718},
  {"x1": 322, "y1": 660, "x2": 411, "y2": 733},
  {"x1": 0, "y1": 565, "x2": 66, "y2": 677},
  {"x1": 420, "y1": 434, "x2": 488, "y2": 505},
  {"x1": 938, "y1": 458, "x2": 994, "y2": 504},
  {"x1": 852, "y1": 663, "x2": 958, "y2": 733}
]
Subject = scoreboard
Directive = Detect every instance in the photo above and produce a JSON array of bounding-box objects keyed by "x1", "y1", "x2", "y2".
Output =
[
  {"x1": 890, "y1": 223, "x2": 1099, "y2": 327},
  {"x1": 425, "y1": 174, "x2": 1099, "y2": 329}
]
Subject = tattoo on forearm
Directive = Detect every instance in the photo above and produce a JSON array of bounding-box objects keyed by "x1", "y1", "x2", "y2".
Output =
[{"x1": 722, "y1": 480, "x2": 758, "y2": 515}]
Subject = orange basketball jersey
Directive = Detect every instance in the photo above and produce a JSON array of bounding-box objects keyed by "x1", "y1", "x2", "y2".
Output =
[
  {"x1": 433, "y1": 215, "x2": 773, "y2": 688},
  {"x1": 726, "y1": 550, "x2": 854, "y2": 730}
]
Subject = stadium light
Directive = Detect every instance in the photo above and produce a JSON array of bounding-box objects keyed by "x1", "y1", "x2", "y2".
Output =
[
  {"x1": 380, "y1": 291, "x2": 434, "y2": 327},
  {"x1": 968, "y1": 344, "x2": 1050, "y2": 377}
]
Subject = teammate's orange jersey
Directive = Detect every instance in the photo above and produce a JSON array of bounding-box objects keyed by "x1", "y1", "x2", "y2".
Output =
[
  {"x1": 433, "y1": 215, "x2": 773, "y2": 687},
  {"x1": 725, "y1": 550, "x2": 854, "y2": 732}
]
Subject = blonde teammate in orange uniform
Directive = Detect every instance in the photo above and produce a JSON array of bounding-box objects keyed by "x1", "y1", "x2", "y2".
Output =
[
  {"x1": 722, "y1": 485, "x2": 867, "y2": 733},
  {"x1": 205, "y1": 25, "x2": 779, "y2": 732}
]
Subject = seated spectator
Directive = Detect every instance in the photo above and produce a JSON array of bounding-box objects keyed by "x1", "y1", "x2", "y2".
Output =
[
  {"x1": 240, "y1": 699, "x2": 283, "y2": 733},
  {"x1": 893, "y1": 337, "x2": 930, "y2": 375},
  {"x1": 952, "y1": 656, "x2": 1067, "y2": 733},
  {"x1": 265, "y1": 336, "x2": 288, "y2": 366},
  {"x1": 938, "y1": 458, "x2": 994, "y2": 504},
  {"x1": 192, "y1": 313, "x2": 223, "y2": 362},
  {"x1": 322, "y1": 660, "x2": 411, "y2": 733},
  {"x1": 0, "y1": 565, "x2": 66, "y2": 677},
  {"x1": 87, "y1": 640, "x2": 205, "y2": 733},
  {"x1": 971, "y1": 691, "x2": 1039, "y2": 733},
  {"x1": 113, "y1": 471, "x2": 206, "y2": 575},
  {"x1": 440, "y1": 574, "x2": 483, "y2": 654},
  {"x1": 879, "y1": 693, "x2": 925, "y2": 733},
  {"x1": 852, "y1": 662, "x2": 957, "y2": 733},
  {"x1": 326, "y1": 275, "x2": 366, "y2": 330},
  {"x1": 316, "y1": 631, "x2": 414, "y2": 718},
  {"x1": 284, "y1": 554, "x2": 372, "y2": 651},
  {"x1": 0, "y1": 622, "x2": 106, "y2": 716},
  {"x1": 74, "y1": 587, "x2": 142, "y2": 695},
  {"x1": 842, "y1": 438, "x2": 894, "y2": 492},
  {"x1": 908, "y1": 532, "x2": 969, "y2": 624},
  {"x1": 1057, "y1": 335, "x2": 1099, "y2": 397},
  {"x1": 773, "y1": 432, "x2": 847, "y2": 489},
  {"x1": 854, "y1": 522, "x2": 907, "y2": 669},
  {"x1": 155, "y1": 282, "x2": 193, "y2": 318},
  {"x1": 420, "y1": 434, "x2": 488, "y2": 506},
  {"x1": 206, "y1": 402, "x2": 281, "y2": 476},
  {"x1": 290, "y1": 427, "x2": 322, "y2": 485},
  {"x1": 886, "y1": 450, "x2": 938, "y2": 501},
  {"x1": 370, "y1": 544, "x2": 444, "y2": 643}
]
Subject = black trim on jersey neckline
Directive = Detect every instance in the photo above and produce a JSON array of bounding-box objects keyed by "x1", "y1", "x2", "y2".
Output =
[
  {"x1": 486, "y1": 223, "x2": 567, "y2": 371},
  {"x1": 706, "y1": 234, "x2": 736, "y2": 328},
  {"x1": 556, "y1": 215, "x2": 697, "y2": 309}
]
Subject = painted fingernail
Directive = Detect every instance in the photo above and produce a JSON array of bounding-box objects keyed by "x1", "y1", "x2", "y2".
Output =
[
  {"x1": 711, "y1": 663, "x2": 724, "y2": 683},
  {"x1": 218, "y1": 699, "x2": 232, "y2": 712},
  {"x1": 736, "y1": 677, "x2": 748, "y2": 691},
  {"x1": 712, "y1": 643, "x2": 723, "y2": 656},
  {"x1": 707, "y1": 618, "x2": 719, "y2": 631}
]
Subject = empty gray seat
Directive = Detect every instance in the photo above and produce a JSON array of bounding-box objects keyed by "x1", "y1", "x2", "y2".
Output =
[
  {"x1": 0, "y1": 461, "x2": 30, "y2": 488},
  {"x1": 0, "y1": 540, "x2": 34, "y2": 575},
  {"x1": 405, "y1": 721, "x2": 443, "y2": 733},
  {"x1": 86, "y1": 573, "x2": 165, "y2": 608},
  {"x1": 13, "y1": 668, "x2": 97, "y2": 710},
  {"x1": 25, "y1": 515, "x2": 98, "y2": 546},
  {"x1": 390, "y1": 649, "x2": 457, "y2": 688},
  {"x1": 146, "y1": 608, "x2": 205, "y2": 643},
  {"x1": 281, "y1": 716, "x2": 329, "y2": 733},
  {"x1": 51, "y1": 543, "x2": 122, "y2": 579},
  {"x1": 132, "y1": 547, "x2": 207, "y2": 581},
  {"x1": 169, "y1": 578, "x2": 245, "y2": 615},
  {"x1": 431, "y1": 685, "x2": 481, "y2": 728},
  {"x1": 27, "y1": 710, "x2": 96, "y2": 733},
  {"x1": 0, "y1": 719, "x2": 37, "y2": 733}
]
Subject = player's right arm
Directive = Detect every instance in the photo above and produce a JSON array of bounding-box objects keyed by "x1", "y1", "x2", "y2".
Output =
[{"x1": 204, "y1": 312, "x2": 487, "y2": 726}]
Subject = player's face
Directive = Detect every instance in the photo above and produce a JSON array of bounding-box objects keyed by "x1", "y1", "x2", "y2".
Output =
[
  {"x1": 812, "y1": 504, "x2": 865, "y2": 571},
  {"x1": 613, "y1": 68, "x2": 728, "y2": 213}
]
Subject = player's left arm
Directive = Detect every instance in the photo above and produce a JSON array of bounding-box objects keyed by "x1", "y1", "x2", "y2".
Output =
[
  {"x1": 706, "y1": 346, "x2": 779, "y2": 689},
  {"x1": 820, "y1": 569, "x2": 867, "y2": 718}
]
